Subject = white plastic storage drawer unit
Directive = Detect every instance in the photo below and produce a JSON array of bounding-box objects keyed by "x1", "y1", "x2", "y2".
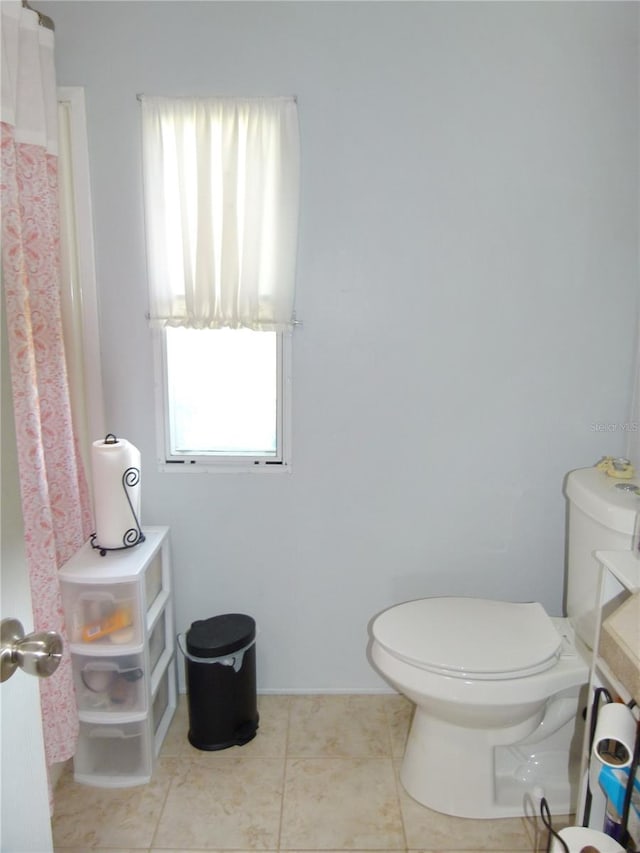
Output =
[
  {"x1": 60, "y1": 526, "x2": 177, "y2": 787},
  {"x1": 74, "y1": 720, "x2": 152, "y2": 786}
]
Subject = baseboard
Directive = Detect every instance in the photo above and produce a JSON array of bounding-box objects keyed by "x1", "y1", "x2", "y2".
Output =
[{"x1": 176, "y1": 686, "x2": 398, "y2": 696}]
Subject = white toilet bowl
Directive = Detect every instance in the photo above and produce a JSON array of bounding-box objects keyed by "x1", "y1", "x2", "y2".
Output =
[{"x1": 370, "y1": 597, "x2": 589, "y2": 819}]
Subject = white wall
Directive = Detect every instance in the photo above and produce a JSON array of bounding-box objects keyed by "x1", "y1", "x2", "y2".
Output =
[{"x1": 47, "y1": 1, "x2": 639, "y2": 691}]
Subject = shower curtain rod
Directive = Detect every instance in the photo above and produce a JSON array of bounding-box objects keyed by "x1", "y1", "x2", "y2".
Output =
[
  {"x1": 22, "y1": 0, "x2": 54, "y2": 31},
  {"x1": 136, "y1": 94, "x2": 298, "y2": 103}
]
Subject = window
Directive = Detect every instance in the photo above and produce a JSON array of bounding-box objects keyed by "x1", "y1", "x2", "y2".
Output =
[
  {"x1": 140, "y1": 96, "x2": 300, "y2": 470},
  {"x1": 159, "y1": 326, "x2": 291, "y2": 468}
]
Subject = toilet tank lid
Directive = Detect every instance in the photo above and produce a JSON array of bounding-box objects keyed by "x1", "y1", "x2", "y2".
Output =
[{"x1": 372, "y1": 598, "x2": 562, "y2": 679}]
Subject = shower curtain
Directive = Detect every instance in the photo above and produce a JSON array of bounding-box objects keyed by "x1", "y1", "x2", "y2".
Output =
[{"x1": 1, "y1": 1, "x2": 92, "y2": 776}]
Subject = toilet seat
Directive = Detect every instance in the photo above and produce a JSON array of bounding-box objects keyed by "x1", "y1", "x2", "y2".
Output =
[{"x1": 372, "y1": 597, "x2": 563, "y2": 680}]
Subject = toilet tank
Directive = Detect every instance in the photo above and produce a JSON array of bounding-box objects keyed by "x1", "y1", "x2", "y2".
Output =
[{"x1": 564, "y1": 466, "x2": 639, "y2": 649}]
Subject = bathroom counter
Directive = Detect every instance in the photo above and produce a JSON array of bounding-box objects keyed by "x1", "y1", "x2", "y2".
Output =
[{"x1": 598, "y1": 592, "x2": 640, "y2": 707}]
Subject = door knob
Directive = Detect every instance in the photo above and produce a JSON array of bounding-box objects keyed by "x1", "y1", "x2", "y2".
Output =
[{"x1": 0, "y1": 618, "x2": 63, "y2": 683}]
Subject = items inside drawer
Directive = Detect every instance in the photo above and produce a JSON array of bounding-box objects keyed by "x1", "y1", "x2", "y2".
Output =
[
  {"x1": 63, "y1": 583, "x2": 141, "y2": 647},
  {"x1": 72, "y1": 653, "x2": 146, "y2": 713}
]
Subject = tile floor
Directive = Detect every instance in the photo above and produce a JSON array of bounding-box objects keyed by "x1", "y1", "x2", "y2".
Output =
[{"x1": 52, "y1": 694, "x2": 563, "y2": 853}]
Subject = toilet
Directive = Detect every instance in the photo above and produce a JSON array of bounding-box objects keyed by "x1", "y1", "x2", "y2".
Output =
[{"x1": 370, "y1": 465, "x2": 639, "y2": 819}]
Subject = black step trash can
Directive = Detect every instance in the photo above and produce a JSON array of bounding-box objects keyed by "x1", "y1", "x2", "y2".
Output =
[{"x1": 180, "y1": 613, "x2": 259, "y2": 750}]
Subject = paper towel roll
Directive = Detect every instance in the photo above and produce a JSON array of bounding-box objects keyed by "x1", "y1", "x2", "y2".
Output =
[
  {"x1": 549, "y1": 825, "x2": 625, "y2": 852},
  {"x1": 593, "y1": 702, "x2": 637, "y2": 769},
  {"x1": 91, "y1": 434, "x2": 142, "y2": 550}
]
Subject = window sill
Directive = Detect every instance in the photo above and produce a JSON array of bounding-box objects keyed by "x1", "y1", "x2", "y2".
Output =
[{"x1": 158, "y1": 460, "x2": 291, "y2": 474}]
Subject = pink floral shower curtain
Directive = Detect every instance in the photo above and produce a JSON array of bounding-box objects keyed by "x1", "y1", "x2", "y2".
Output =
[{"x1": 1, "y1": 1, "x2": 93, "y2": 772}]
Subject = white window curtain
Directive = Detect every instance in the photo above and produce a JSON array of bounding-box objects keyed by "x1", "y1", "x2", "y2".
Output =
[
  {"x1": 58, "y1": 88, "x2": 105, "y2": 483},
  {"x1": 140, "y1": 96, "x2": 300, "y2": 331},
  {"x1": 626, "y1": 327, "x2": 640, "y2": 471}
]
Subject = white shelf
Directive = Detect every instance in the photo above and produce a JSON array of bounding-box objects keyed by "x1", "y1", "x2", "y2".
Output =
[
  {"x1": 60, "y1": 526, "x2": 169, "y2": 583},
  {"x1": 594, "y1": 550, "x2": 640, "y2": 593},
  {"x1": 576, "y1": 550, "x2": 640, "y2": 835}
]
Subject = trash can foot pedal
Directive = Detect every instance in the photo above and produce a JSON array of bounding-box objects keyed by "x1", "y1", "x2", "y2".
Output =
[
  {"x1": 188, "y1": 715, "x2": 259, "y2": 751},
  {"x1": 235, "y1": 716, "x2": 259, "y2": 744}
]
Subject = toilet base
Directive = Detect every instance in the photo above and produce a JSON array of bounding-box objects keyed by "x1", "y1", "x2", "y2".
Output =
[{"x1": 400, "y1": 703, "x2": 583, "y2": 819}]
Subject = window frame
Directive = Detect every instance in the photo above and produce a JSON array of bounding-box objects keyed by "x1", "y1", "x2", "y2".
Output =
[{"x1": 152, "y1": 327, "x2": 293, "y2": 473}]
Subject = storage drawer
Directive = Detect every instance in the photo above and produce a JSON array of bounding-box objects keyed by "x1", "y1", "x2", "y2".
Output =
[
  {"x1": 72, "y1": 652, "x2": 146, "y2": 714},
  {"x1": 62, "y1": 581, "x2": 141, "y2": 647},
  {"x1": 74, "y1": 720, "x2": 152, "y2": 785},
  {"x1": 145, "y1": 550, "x2": 164, "y2": 613},
  {"x1": 152, "y1": 668, "x2": 170, "y2": 735},
  {"x1": 149, "y1": 609, "x2": 169, "y2": 674}
]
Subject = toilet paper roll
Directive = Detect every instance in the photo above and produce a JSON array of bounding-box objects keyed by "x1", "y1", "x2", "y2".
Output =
[
  {"x1": 91, "y1": 435, "x2": 142, "y2": 550},
  {"x1": 592, "y1": 702, "x2": 637, "y2": 769},
  {"x1": 549, "y1": 825, "x2": 625, "y2": 852}
]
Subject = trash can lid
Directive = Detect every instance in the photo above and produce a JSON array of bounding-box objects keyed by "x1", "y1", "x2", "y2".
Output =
[{"x1": 187, "y1": 613, "x2": 256, "y2": 658}]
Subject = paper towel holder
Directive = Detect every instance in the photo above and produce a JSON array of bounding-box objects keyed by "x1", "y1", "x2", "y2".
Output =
[{"x1": 91, "y1": 433, "x2": 146, "y2": 556}]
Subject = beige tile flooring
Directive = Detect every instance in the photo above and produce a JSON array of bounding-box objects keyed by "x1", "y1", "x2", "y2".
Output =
[{"x1": 52, "y1": 693, "x2": 560, "y2": 853}]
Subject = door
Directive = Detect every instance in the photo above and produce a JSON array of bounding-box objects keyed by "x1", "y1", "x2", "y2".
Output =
[{"x1": 0, "y1": 300, "x2": 54, "y2": 852}]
